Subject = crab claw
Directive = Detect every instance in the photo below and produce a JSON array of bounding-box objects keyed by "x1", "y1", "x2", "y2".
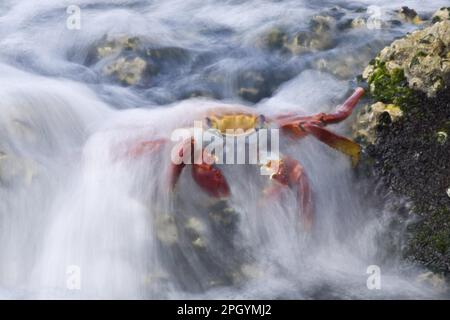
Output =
[
  {"x1": 192, "y1": 163, "x2": 230, "y2": 198},
  {"x1": 121, "y1": 138, "x2": 167, "y2": 158},
  {"x1": 265, "y1": 156, "x2": 313, "y2": 230},
  {"x1": 302, "y1": 123, "x2": 361, "y2": 166},
  {"x1": 170, "y1": 138, "x2": 230, "y2": 198}
]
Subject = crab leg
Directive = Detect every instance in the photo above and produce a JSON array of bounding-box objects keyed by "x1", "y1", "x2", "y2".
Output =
[
  {"x1": 267, "y1": 156, "x2": 313, "y2": 230},
  {"x1": 191, "y1": 162, "x2": 230, "y2": 198},
  {"x1": 275, "y1": 87, "x2": 365, "y2": 128},
  {"x1": 302, "y1": 123, "x2": 361, "y2": 166},
  {"x1": 170, "y1": 138, "x2": 230, "y2": 198},
  {"x1": 120, "y1": 138, "x2": 167, "y2": 158},
  {"x1": 314, "y1": 87, "x2": 365, "y2": 125},
  {"x1": 274, "y1": 88, "x2": 364, "y2": 165}
]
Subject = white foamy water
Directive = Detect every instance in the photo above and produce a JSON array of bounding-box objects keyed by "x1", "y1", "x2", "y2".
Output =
[{"x1": 0, "y1": 0, "x2": 448, "y2": 299}]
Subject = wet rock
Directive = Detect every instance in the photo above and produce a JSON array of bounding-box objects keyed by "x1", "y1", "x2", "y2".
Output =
[
  {"x1": 90, "y1": 36, "x2": 150, "y2": 85},
  {"x1": 259, "y1": 14, "x2": 337, "y2": 55},
  {"x1": 313, "y1": 45, "x2": 380, "y2": 79},
  {"x1": 363, "y1": 20, "x2": 450, "y2": 97},
  {"x1": 354, "y1": 15, "x2": 450, "y2": 273},
  {"x1": 368, "y1": 89, "x2": 450, "y2": 272},
  {"x1": 350, "y1": 16, "x2": 395, "y2": 30},
  {"x1": 154, "y1": 213, "x2": 178, "y2": 245},
  {"x1": 261, "y1": 28, "x2": 288, "y2": 51},
  {"x1": 344, "y1": 6, "x2": 423, "y2": 31},
  {"x1": 350, "y1": 17, "x2": 367, "y2": 29},
  {"x1": 353, "y1": 102, "x2": 403, "y2": 144},
  {"x1": 208, "y1": 200, "x2": 239, "y2": 228},
  {"x1": 184, "y1": 217, "x2": 208, "y2": 248},
  {"x1": 286, "y1": 29, "x2": 335, "y2": 54},
  {"x1": 236, "y1": 69, "x2": 289, "y2": 103},
  {"x1": 231, "y1": 263, "x2": 263, "y2": 285},
  {"x1": 289, "y1": 15, "x2": 337, "y2": 54},
  {"x1": 153, "y1": 198, "x2": 248, "y2": 292},
  {"x1": 310, "y1": 14, "x2": 336, "y2": 34},
  {"x1": 103, "y1": 56, "x2": 147, "y2": 85},
  {"x1": 178, "y1": 88, "x2": 218, "y2": 100},
  {"x1": 142, "y1": 271, "x2": 170, "y2": 289},
  {"x1": 88, "y1": 35, "x2": 189, "y2": 86},
  {"x1": 0, "y1": 151, "x2": 38, "y2": 187},
  {"x1": 313, "y1": 57, "x2": 356, "y2": 79},
  {"x1": 436, "y1": 131, "x2": 448, "y2": 145},
  {"x1": 397, "y1": 7, "x2": 422, "y2": 25},
  {"x1": 260, "y1": 28, "x2": 329, "y2": 54},
  {"x1": 416, "y1": 271, "x2": 448, "y2": 293},
  {"x1": 95, "y1": 36, "x2": 140, "y2": 59},
  {"x1": 432, "y1": 7, "x2": 450, "y2": 24}
]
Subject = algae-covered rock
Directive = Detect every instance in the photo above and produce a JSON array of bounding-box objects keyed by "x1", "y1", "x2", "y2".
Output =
[
  {"x1": 353, "y1": 102, "x2": 403, "y2": 144},
  {"x1": 354, "y1": 15, "x2": 450, "y2": 273},
  {"x1": 88, "y1": 35, "x2": 189, "y2": 86},
  {"x1": 259, "y1": 14, "x2": 337, "y2": 55},
  {"x1": 432, "y1": 7, "x2": 450, "y2": 24},
  {"x1": 103, "y1": 56, "x2": 147, "y2": 85},
  {"x1": 363, "y1": 20, "x2": 450, "y2": 97},
  {"x1": 397, "y1": 7, "x2": 422, "y2": 25},
  {"x1": 96, "y1": 36, "x2": 140, "y2": 59},
  {"x1": 91, "y1": 35, "x2": 150, "y2": 85},
  {"x1": 365, "y1": 89, "x2": 450, "y2": 273}
]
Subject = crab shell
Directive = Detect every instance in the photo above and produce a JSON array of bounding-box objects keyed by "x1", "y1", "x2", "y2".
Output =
[{"x1": 203, "y1": 107, "x2": 271, "y2": 137}]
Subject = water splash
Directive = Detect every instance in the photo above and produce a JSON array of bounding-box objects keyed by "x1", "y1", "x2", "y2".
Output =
[{"x1": 0, "y1": 0, "x2": 447, "y2": 299}]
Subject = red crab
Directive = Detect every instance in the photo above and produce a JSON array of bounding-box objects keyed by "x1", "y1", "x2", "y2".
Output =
[{"x1": 125, "y1": 87, "x2": 365, "y2": 230}]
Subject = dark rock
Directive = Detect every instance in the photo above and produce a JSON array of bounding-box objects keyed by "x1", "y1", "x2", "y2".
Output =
[
  {"x1": 87, "y1": 35, "x2": 190, "y2": 86},
  {"x1": 397, "y1": 6, "x2": 421, "y2": 24},
  {"x1": 236, "y1": 68, "x2": 291, "y2": 103},
  {"x1": 354, "y1": 18, "x2": 450, "y2": 273},
  {"x1": 370, "y1": 89, "x2": 450, "y2": 272}
]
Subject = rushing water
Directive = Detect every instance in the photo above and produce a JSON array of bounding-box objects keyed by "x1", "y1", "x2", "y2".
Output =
[{"x1": 0, "y1": 0, "x2": 448, "y2": 299}]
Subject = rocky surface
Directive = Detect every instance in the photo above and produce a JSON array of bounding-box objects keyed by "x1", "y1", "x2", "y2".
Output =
[
  {"x1": 353, "y1": 102, "x2": 403, "y2": 144},
  {"x1": 432, "y1": 7, "x2": 450, "y2": 23},
  {"x1": 362, "y1": 20, "x2": 450, "y2": 97},
  {"x1": 260, "y1": 14, "x2": 337, "y2": 55},
  {"x1": 397, "y1": 6, "x2": 422, "y2": 25},
  {"x1": 354, "y1": 18, "x2": 450, "y2": 274},
  {"x1": 88, "y1": 6, "x2": 441, "y2": 103},
  {"x1": 155, "y1": 198, "x2": 247, "y2": 292},
  {"x1": 88, "y1": 35, "x2": 189, "y2": 86},
  {"x1": 370, "y1": 89, "x2": 450, "y2": 272}
]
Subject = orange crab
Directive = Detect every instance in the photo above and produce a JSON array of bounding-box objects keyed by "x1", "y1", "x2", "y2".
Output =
[{"x1": 126, "y1": 87, "x2": 365, "y2": 230}]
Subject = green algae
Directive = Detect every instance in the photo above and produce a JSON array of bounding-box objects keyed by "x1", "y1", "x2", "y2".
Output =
[{"x1": 367, "y1": 59, "x2": 418, "y2": 110}]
